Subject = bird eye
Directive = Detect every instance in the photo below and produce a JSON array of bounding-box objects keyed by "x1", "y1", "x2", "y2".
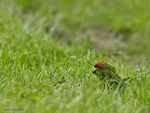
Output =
[{"x1": 99, "y1": 66, "x2": 103, "y2": 69}]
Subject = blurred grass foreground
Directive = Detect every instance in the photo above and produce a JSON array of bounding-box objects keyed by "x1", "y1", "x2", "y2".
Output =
[{"x1": 0, "y1": 0, "x2": 150, "y2": 113}]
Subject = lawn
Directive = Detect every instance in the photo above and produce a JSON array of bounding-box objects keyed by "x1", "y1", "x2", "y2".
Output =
[{"x1": 0, "y1": 0, "x2": 150, "y2": 113}]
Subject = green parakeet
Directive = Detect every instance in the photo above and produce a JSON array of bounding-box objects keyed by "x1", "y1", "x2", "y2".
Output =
[{"x1": 92, "y1": 62, "x2": 126, "y2": 92}]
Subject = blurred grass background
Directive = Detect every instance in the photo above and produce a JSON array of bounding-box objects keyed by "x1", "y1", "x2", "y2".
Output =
[
  {"x1": 13, "y1": 0, "x2": 150, "y2": 62},
  {"x1": 0, "y1": 0, "x2": 150, "y2": 113}
]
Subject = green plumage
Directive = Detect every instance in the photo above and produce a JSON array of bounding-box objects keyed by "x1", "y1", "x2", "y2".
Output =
[{"x1": 92, "y1": 62, "x2": 126, "y2": 92}]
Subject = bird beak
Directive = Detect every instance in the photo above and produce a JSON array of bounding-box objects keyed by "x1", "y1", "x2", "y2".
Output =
[{"x1": 92, "y1": 67, "x2": 97, "y2": 74}]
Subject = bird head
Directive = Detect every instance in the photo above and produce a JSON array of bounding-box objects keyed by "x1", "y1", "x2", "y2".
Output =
[{"x1": 92, "y1": 62, "x2": 106, "y2": 75}]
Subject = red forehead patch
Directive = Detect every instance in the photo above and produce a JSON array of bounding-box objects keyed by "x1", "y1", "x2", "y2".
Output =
[{"x1": 94, "y1": 62, "x2": 103, "y2": 68}]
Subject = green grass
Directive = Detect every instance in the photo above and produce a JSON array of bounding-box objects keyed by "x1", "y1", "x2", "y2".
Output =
[{"x1": 0, "y1": 0, "x2": 150, "y2": 113}]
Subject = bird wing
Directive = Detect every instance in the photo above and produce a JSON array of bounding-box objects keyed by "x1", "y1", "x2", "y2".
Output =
[{"x1": 102, "y1": 63, "x2": 122, "y2": 79}]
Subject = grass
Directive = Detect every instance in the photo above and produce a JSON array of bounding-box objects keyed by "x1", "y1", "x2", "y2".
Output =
[{"x1": 0, "y1": 0, "x2": 150, "y2": 113}]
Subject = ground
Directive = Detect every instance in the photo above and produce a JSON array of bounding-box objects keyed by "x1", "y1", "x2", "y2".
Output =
[{"x1": 0, "y1": 0, "x2": 150, "y2": 113}]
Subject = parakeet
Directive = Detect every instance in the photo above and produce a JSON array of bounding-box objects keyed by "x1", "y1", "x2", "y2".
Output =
[{"x1": 92, "y1": 62, "x2": 126, "y2": 92}]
